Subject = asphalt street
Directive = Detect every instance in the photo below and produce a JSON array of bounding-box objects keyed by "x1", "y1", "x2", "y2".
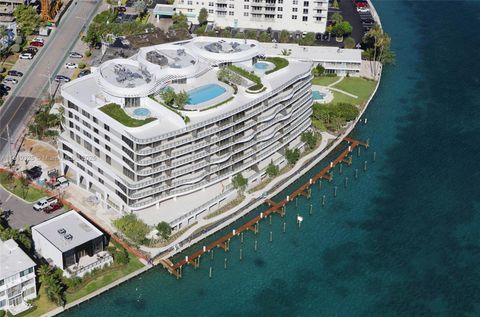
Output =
[{"x1": 0, "y1": 0, "x2": 101, "y2": 164}]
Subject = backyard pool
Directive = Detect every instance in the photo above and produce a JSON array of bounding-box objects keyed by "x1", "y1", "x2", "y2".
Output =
[
  {"x1": 188, "y1": 84, "x2": 226, "y2": 105},
  {"x1": 312, "y1": 91, "x2": 326, "y2": 100}
]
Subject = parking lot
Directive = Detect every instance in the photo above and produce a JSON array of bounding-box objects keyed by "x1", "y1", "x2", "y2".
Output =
[{"x1": 0, "y1": 186, "x2": 63, "y2": 229}]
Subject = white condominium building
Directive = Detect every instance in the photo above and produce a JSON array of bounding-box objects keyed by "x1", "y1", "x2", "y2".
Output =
[
  {"x1": 59, "y1": 37, "x2": 313, "y2": 225},
  {"x1": 175, "y1": 0, "x2": 328, "y2": 33},
  {"x1": 0, "y1": 239, "x2": 37, "y2": 315}
]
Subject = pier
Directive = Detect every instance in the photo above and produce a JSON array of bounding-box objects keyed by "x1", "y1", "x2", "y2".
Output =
[{"x1": 158, "y1": 138, "x2": 368, "y2": 279}]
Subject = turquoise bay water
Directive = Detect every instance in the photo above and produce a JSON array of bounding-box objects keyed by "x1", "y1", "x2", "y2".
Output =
[{"x1": 63, "y1": 1, "x2": 480, "y2": 316}]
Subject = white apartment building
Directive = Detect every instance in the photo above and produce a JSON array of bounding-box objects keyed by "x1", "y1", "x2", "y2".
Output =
[
  {"x1": 59, "y1": 37, "x2": 313, "y2": 228},
  {"x1": 174, "y1": 0, "x2": 328, "y2": 33},
  {"x1": 0, "y1": 239, "x2": 37, "y2": 315}
]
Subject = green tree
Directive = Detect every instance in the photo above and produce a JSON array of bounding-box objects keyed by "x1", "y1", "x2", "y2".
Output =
[
  {"x1": 331, "y1": 12, "x2": 344, "y2": 23},
  {"x1": 300, "y1": 32, "x2": 315, "y2": 46},
  {"x1": 13, "y1": 5, "x2": 41, "y2": 35},
  {"x1": 265, "y1": 160, "x2": 279, "y2": 178},
  {"x1": 198, "y1": 7, "x2": 208, "y2": 25},
  {"x1": 279, "y1": 30, "x2": 289, "y2": 43},
  {"x1": 301, "y1": 131, "x2": 317, "y2": 150},
  {"x1": 232, "y1": 173, "x2": 248, "y2": 193},
  {"x1": 38, "y1": 264, "x2": 52, "y2": 285},
  {"x1": 170, "y1": 12, "x2": 189, "y2": 30},
  {"x1": 258, "y1": 31, "x2": 271, "y2": 42},
  {"x1": 174, "y1": 90, "x2": 189, "y2": 110},
  {"x1": 332, "y1": 21, "x2": 352, "y2": 37},
  {"x1": 285, "y1": 148, "x2": 300, "y2": 166},
  {"x1": 221, "y1": 29, "x2": 232, "y2": 38},
  {"x1": 312, "y1": 64, "x2": 325, "y2": 77},
  {"x1": 363, "y1": 25, "x2": 395, "y2": 67},
  {"x1": 332, "y1": 0, "x2": 339, "y2": 9},
  {"x1": 160, "y1": 88, "x2": 176, "y2": 106},
  {"x1": 245, "y1": 30, "x2": 257, "y2": 39},
  {"x1": 19, "y1": 175, "x2": 29, "y2": 199},
  {"x1": 156, "y1": 221, "x2": 172, "y2": 240}
]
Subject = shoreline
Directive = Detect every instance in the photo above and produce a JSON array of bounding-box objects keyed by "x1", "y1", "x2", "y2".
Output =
[{"x1": 41, "y1": 5, "x2": 385, "y2": 315}]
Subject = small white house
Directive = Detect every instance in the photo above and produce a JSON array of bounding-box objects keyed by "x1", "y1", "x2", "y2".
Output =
[
  {"x1": 0, "y1": 239, "x2": 37, "y2": 315},
  {"x1": 32, "y1": 211, "x2": 113, "y2": 278}
]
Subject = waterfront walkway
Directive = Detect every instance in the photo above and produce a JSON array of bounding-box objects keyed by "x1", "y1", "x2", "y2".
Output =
[{"x1": 158, "y1": 137, "x2": 368, "y2": 279}]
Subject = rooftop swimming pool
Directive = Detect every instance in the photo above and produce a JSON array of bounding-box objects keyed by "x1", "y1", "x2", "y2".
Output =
[
  {"x1": 133, "y1": 108, "x2": 151, "y2": 117},
  {"x1": 188, "y1": 84, "x2": 226, "y2": 105},
  {"x1": 253, "y1": 61, "x2": 274, "y2": 73}
]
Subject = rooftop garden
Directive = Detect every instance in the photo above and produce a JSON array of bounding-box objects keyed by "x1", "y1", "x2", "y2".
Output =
[
  {"x1": 264, "y1": 57, "x2": 289, "y2": 75},
  {"x1": 100, "y1": 103, "x2": 156, "y2": 127},
  {"x1": 227, "y1": 65, "x2": 264, "y2": 92}
]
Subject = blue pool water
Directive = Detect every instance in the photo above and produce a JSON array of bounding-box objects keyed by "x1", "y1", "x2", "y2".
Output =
[
  {"x1": 133, "y1": 108, "x2": 151, "y2": 117},
  {"x1": 312, "y1": 91, "x2": 325, "y2": 100},
  {"x1": 188, "y1": 84, "x2": 226, "y2": 105},
  {"x1": 254, "y1": 62, "x2": 270, "y2": 70}
]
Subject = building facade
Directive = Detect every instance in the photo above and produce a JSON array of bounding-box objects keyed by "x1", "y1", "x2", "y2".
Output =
[
  {"x1": 174, "y1": 0, "x2": 328, "y2": 33},
  {"x1": 32, "y1": 211, "x2": 112, "y2": 277},
  {"x1": 59, "y1": 37, "x2": 313, "y2": 227},
  {"x1": 0, "y1": 239, "x2": 37, "y2": 315}
]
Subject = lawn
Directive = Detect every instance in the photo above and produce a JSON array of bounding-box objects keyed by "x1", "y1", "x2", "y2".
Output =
[
  {"x1": 265, "y1": 57, "x2": 289, "y2": 75},
  {"x1": 312, "y1": 76, "x2": 340, "y2": 87},
  {"x1": 65, "y1": 256, "x2": 144, "y2": 303},
  {"x1": 330, "y1": 91, "x2": 358, "y2": 105},
  {"x1": 0, "y1": 171, "x2": 46, "y2": 202},
  {"x1": 333, "y1": 77, "x2": 377, "y2": 104},
  {"x1": 23, "y1": 286, "x2": 59, "y2": 317},
  {"x1": 100, "y1": 103, "x2": 156, "y2": 127}
]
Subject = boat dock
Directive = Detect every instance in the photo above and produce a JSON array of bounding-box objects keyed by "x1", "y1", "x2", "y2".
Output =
[{"x1": 158, "y1": 137, "x2": 368, "y2": 279}]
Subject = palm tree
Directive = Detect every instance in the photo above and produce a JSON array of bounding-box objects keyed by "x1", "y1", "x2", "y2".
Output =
[{"x1": 38, "y1": 264, "x2": 51, "y2": 284}]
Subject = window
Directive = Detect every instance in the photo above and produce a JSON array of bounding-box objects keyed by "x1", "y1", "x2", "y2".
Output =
[
  {"x1": 105, "y1": 144, "x2": 111, "y2": 152},
  {"x1": 94, "y1": 137, "x2": 99, "y2": 144},
  {"x1": 95, "y1": 148, "x2": 100, "y2": 157},
  {"x1": 104, "y1": 124, "x2": 109, "y2": 131},
  {"x1": 81, "y1": 110, "x2": 90, "y2": 118},
  {"x1": 106, "y1": 155, "x2": 111, "y2": 165},
  {"x1": 93, "y1": 127, "x2": 99, "y2": 134},
  {"x1": 302, "y1": 16, "x2": 308, "y2": 21},
  {"x1": 304, "y1": 1, "x2": 309, "y2": 6},
  {"x1": 105, "y1": 135, "x2": 110, "y2": 142},
  {"x1": 292, "y1": 15, "x2": 297, "y2": 19},
  {"x1": 99, "y1": 178, "x2": 104, "y2": 184},
  {"x1": 24, "y1": 287, "x2": 35, "y2": 296},
  {"x1": 292, "y1": 7, "x2": 297, "y2": 12},
  {"x1": 93, "y1": 117, "x2": 98, "y2": 124},
  {"x1": 303, "y1": 8, "x2": 308, "y2": 14}
]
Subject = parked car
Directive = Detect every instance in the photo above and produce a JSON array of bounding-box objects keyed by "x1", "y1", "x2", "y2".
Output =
[
  {"x1": 355, "y1": 2, "x2": 368, "y2": 7},
  {"x1": 25, "y1": 47, "x2": 38, "y2": 54},
  {"x1": 361, "y1": 18, "x2": 375, "y2": 24},
  {"x1": 0, "y1": 84, "x2": 11, "y2": 91},
  {"x1": 30, "y1": 41, "x2": 44, "y2": 47},
  {"x1": 0, "y1": 90, "x2": 8, "y2": 97},
  {"x1": 33, "y1": 196, "x2": 59, "y2": 211},
  {"x1": 69, "y1": 52, "x2": 83, "y2": 58},
  {"x1": 116, "y1": 6, "x2": 126, "y2": 12},
  {"x1": 44, "y1": 202, "x2": 63, "y2": 214},
  {"x1": 65, "y1": 62, "x2": 78, "y2": 69},
  {"x1": 54, "y1": 75, "x2": 70, "y2": 82},
  {"x1": 4, "y1": 78, "x2": 18, "y2": 84},
  {"x1": 19, "y1": 53, "x2": 33, "y2": 59},
  {"x1": 25, "y1": 166, "x2": 42, "y2": 179},
  {"x1": 32, "y1": 37, "x2": 45, "y2": 43},
  {"x1": 357, "y1": 7, "x2": 370, "y2": 13},
  {"x1": 7, "y1": 70, "x2": 23, "y2": 77},
  {"x1": 78, "y1": 69, "x2": 91, "y2": 77}
]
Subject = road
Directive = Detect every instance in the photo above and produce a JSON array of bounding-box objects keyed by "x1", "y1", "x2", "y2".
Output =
[{"x1": 0, "y1": 0, "x2": 101, "y2": 164}]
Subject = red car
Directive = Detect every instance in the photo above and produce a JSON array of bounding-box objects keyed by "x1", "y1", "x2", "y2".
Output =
[
  {"x1": 355, "y1": 2, "x2": 368, "y2": 7},
  {"x1": 44, "y1": 202, "x2": 63, "y2": 213},
  {"x1": 30, "y1": 41, "x2": 44, "y2": 47}
]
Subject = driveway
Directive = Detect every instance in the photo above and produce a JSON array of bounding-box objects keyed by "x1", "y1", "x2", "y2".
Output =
[
  {"x1": 0, "y1": 0, "x2": 102, "y2": 163},
  {"x1": 0, "y1": 186, "x2": 62, "y2": 229}
]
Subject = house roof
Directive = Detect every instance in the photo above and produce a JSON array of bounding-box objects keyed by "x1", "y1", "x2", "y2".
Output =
[
  {"x1": 32, "y1": 211, "x2": 103, "y2": 253},
  {"x1": 0, "y1": 239, "x2": 36, "y2": 280}
]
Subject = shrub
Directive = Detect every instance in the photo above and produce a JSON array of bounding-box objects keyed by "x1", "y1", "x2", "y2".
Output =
[
  {"x1": 113, "y1": 213, "x2": 150, "y2": 244},
  {"x1": 10, "y1": 44, "x2": 20, "y2": 53},
  {"x1": 63, "y1": 276, "x2": 82, "y2": 288},
  {"x1": 156, "y1": 221, "x2": 172, "y2": 240},
  {"x1": 232, "y1": 173, "x2": 248, "y2": 193},
  {"x1": 85, "y1": 50, "x2": 92, "y2": 57},
  {"x1": 111, "y1": 247, "x2": 129, "y2": 264},
  {"x1": 301, "y1": 131, "x2": 317, "y2": 150},
  {"x1": 78, "y1": 62, "x2": 86, "y2": 69},
  {"x1": 266, "y1": 160, "x2": 279, "y2": 178},
  {"x1": 285, "y1": 148, "x2": 300, "y2": 165}
]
